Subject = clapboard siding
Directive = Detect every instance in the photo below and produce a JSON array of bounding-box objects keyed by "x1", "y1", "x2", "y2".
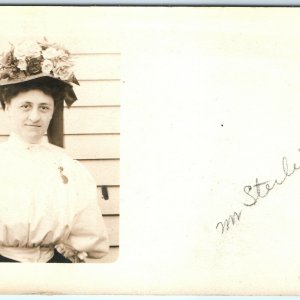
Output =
[
  {"x1": 73, "y1": 54, "x2": 121, "y2": 80},
  {"x1": 71, "y1": 52, "x2": 120, "y2": 257},
  {"x1": 72, "y1": 81, "x2": 120, "y2": 106},
  {"x1": 98, "y1": 186, "x2": 119, "y2": 215},
  {"x1": 103, "y1": 215, "x2": 119, "y2": 247},
  {"x1": 65, "y1": 134, "x2": 120, "y2": 159},
  {"x1": 65, "y1": 107, "x2": 120, "y2": 134},
  {"x1": 80, "y1": 160, "x2": 119, "y2": 186}
]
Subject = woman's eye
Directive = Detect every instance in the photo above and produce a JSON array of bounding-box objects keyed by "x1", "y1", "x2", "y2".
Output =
[
  {"x1": 20, "y1": 104, "x2": 31, "y2": 111},
  {"x1": 40, "y1": 106, "x2": 50, "y2": 112}
]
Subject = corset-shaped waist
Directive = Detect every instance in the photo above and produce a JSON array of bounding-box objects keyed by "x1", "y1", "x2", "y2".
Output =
[{"x1": 0, "y1": 245, "x2": 54, "y2": 262}]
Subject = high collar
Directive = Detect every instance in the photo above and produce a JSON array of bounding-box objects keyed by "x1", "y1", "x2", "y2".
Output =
[{"x1": 7, "y1": 132, "x2": 49, "y2": 151}]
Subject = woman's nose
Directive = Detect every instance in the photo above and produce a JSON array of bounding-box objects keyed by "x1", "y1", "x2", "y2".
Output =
[{"x1": 28, "y1": 109, "x2": 41, "y2": 123}]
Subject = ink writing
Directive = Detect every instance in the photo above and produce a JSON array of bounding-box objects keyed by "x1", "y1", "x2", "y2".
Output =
[
  {"x1": 216, "y1": 154, "x2": 300, "y2": 234},
  {"x1": 216, "y1": 210, "x2": 242, "y2": 234},
  {"x1": 243, "y1": 156, "x2": 300, "y2": 206}
]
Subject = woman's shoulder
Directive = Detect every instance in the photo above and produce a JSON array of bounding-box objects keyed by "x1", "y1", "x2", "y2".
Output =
[
  {"x1": 46, "y1": 143, "x2": 94, "y2": 180},
  {"x1": 45, "y1": 143, "x2": 79, "y2": 166},
  {"x1": 45, "y1": 142, "x2": 70, "y2": 157}
]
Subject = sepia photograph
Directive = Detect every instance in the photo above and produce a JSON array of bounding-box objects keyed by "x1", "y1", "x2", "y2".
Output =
[{"x1": 0, "y1": 11, "x2": 120, "y2": 264}]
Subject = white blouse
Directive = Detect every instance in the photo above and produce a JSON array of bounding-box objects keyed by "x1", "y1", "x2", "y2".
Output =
[{"x1": 0, "y1": 133, "x2": 109, "y2": 262}]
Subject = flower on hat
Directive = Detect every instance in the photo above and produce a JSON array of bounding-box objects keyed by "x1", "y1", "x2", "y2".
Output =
[
  {"x1": 41, "y1": 59, "x2": 54, "y2": 74},
  {"x1": 17, "y1": 59, "x2": 27, "y2": 71},
  {"x1": 53, "y1": 61, "x2": 73, "y2": 81},
  {"x1": 0, "y1": 37, "x2": 79, "y2": 85},
  {"x1": 14, "y1": 40, "x2": 42, "y2": 60},
  {"x1": 42, "y1": 47, "x2": 60, "y2": 60}
]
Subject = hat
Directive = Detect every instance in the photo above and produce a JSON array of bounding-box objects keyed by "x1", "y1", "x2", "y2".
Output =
[{"x1": 0, "y1": 37, "x2": 79, "y2": 107}]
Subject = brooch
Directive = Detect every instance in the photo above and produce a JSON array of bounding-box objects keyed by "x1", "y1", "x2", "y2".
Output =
[{"x1": 58, "y1": 166, "x2": 68, "y2": 184}]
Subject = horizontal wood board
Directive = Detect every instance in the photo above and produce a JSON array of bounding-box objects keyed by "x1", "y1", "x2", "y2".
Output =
[
  {"x1": 103, "y1": 215, "x2": 119, "y2": 247},
  {"x1": 80, "y1": 160, "x2": 119, "y2": 186},
  {"x1": 73, "y1": 54, "x2": 121, "y2": 80},
  {"x1": 98, "y1": 186, "x2": 119, "y2": 215},
  {"x1": 72, "y1": 81, "x2": 121, "y2": 107},
  {"x1": 64, "y1": 134, "x2": 120, "y2": 159}
]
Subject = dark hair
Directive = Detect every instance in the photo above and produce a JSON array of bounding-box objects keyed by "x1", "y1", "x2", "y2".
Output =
[{"x1": 0, "y1": 77, "x2": 67, "y2": 110}]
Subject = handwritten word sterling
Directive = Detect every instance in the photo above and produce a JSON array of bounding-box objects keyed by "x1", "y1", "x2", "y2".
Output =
[
  {"x1": 243, "y1": 156, "x2": 300, "y2": 206},
  {"x1": 216, "y1": 210, "x2": 242, "y2": 234},
  {"x1": 216, "y1": 154, "x2": 300, "y2": 234}
]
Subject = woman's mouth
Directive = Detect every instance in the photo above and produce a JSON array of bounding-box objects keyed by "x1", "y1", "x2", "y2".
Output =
[{"x1": 25, "y1": 124, "x2": 41, "y2": 128}]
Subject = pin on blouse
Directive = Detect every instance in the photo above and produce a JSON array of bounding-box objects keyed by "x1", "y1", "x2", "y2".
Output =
[{"x1": 58, "y1": 166, "x2": 68, "y2": 184}]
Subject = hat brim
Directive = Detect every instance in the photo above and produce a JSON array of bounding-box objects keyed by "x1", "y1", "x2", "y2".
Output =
[
  {"x1": 0, "y1": 73, "x2": 73, "y2": 87},
  {"x1": 0, "y1": 73, "x2": 78, "y2": 108}
]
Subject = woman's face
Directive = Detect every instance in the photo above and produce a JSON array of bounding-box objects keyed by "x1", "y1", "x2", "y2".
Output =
[{"x1": 5, "y1": 89, "x2": 55, "y2": 144}]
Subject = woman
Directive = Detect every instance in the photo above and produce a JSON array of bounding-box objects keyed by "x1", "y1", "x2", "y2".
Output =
[{"x1": 0, "y1": 38, "x2": 109, "y2": 263}]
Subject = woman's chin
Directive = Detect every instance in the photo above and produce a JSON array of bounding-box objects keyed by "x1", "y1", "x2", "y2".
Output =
[{"x1": 22, "y1": 133, "x2": 43, "y2": 144}]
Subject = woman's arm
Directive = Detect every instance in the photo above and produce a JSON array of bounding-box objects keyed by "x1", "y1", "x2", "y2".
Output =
[{"x1": 57, "y1": 160, "x2": 109, "y2": 262}]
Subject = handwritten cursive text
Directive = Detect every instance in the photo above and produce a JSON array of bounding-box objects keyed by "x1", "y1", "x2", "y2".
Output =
[
  {"x1": 216, "y1": 153, "x2": 300, "y2": 234},
  {"x1": 216, "y1": 210, "x2": 242, "y2": 234},
  {"x1": 243, "y1": 156, "x2": 300, "y2": 206}
]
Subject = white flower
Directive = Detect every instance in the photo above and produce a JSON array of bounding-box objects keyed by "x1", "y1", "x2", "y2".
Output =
[
  {"x1": 14, "y1": 40, "x2": 42, "y2": 60},
  {"x1": 53, "y1": 62, "x2": 73, "y2": 80},
  {"x1": 57, "y1": 49, "x2": 69, "y2": 60},
  {"x1": 41, "y1": 59, "x2": 53, "y2": 74},
  {"x1": 17, "y1": 59, "x2": 27, "y2": 71},
  {"x1": 42, "y1": 47, "x2": 60, "y2": 60}
]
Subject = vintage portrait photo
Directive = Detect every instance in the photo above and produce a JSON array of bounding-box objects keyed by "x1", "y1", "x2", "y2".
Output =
[{"x1": 0, "y1": 8, "x2": 119, "y2": 264}]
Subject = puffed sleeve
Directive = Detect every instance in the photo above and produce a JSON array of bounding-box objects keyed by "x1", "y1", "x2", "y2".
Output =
[{"x1": 56, "y1": 160, "x2": 109, "y2": 262}]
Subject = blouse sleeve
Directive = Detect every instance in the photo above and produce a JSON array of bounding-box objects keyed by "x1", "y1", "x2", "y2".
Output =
[{"x1": 56, "y1": 160, "x2": 109, "y2": 262}]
